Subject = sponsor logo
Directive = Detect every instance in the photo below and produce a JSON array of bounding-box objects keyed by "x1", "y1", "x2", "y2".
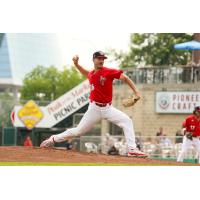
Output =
[
  {"x1": 158, "y1": 94, "x2": 170, "y2": 110},
  {"x1": 18, "y1": 100, "x2": 43, "y2": 129}
]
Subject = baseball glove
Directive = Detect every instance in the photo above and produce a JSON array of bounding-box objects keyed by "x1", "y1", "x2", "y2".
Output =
[
  {"x1": 122, "y1": 95, "x2": 140, "y2": 107},
  {"x1": 186, "y1": 132, "x2": 193, "y2": 140}
]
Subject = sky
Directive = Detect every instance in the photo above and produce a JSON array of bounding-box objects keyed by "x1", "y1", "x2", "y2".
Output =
[{"x1": 57, "y1": 33, "x2": 130, "y2": 70}]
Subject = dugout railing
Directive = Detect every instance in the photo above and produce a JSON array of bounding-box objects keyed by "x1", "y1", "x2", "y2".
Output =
[{"x1": 77, "y1": 135, "x2": 199, "y2": 163}]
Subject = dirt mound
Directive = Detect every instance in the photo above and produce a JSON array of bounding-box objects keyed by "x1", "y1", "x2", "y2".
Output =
[{"x1": 0, "y1": 146, "x2": 198, "y2": 166}]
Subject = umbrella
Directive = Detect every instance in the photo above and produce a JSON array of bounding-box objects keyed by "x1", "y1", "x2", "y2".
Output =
[
  {"x1": 174, "y1": 40, "x2": 200, "y2": 50},
  {"x1": 174, "y1": 40, "x2": 200, "y2": 64},
  {"x1": 174, "y1": 40, "x2": 200, "y2": 82}
]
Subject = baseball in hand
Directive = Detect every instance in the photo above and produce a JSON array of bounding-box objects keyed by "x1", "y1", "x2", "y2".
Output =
[{"x1": 72, "y1": 55, "x2": 79, "y2": 65}]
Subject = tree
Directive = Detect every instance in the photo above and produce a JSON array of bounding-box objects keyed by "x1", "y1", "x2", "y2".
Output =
[
  {"x1": 20, "y1": 66, "x2": 85, "y2": 104},
  {"x1": 111, "y1": 33, "x2": 192, "y2": 68},
  {"x1": 0, "y1": 93, "x2": 15, "y2": 127}
]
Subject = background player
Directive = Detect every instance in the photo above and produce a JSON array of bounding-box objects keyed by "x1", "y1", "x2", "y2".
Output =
[
  {"x1": 177, "y1": 105, "x2": 200, "y2": 163},
  {"x1": 40, "y1": 51, "x2": 147, "y2": 158}
]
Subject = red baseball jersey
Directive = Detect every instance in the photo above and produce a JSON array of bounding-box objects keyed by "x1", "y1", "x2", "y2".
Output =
[
  {"x1": 184, "y1": 115, "x2": 200, "y2": 137},
  {"x1": 88, "y1": 67, "x2": 123, "y2": 103}
]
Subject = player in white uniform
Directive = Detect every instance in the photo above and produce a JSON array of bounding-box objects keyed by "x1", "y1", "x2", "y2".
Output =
[
  {"x1": 40, "y1": 51, "x2": 147, "y2": 158},
  {"x1": 177, "y1": 105, "x2": 200, "y2": 163}
]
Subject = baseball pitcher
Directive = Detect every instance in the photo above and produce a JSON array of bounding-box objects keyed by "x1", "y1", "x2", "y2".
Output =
[{"x1": 40, "y1": 51, "x2": 147, "y2": 158}]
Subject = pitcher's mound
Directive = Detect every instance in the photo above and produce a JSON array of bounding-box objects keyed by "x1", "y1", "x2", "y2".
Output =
[{"x1": 0, "y1": 146, "x2": 198, "y2": 166}]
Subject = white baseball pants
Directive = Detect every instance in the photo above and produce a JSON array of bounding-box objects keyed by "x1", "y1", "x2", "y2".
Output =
[
  {"x1": 54, "y1": 102, "x2": 137, "y2": 149},
  {"x1": 177, "y1": 136, "x2": 200, "y2": 163}
]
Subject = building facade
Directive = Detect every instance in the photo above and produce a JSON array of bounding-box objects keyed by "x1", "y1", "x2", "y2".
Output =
[{"x1": 102, "y1": 67, "x2": 200, "y2": 137}]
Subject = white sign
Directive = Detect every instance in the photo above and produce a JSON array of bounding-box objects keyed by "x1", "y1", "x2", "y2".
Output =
[
  {"x1": 156, "y1": 91, "x2": 200, "y2": 113},
  {"x1": 13, "y1": 80, "x2": 90, "y2": 128}
]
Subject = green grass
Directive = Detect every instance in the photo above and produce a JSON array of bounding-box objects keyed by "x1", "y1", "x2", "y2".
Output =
[
  {"x1": 0, "y1": 162, "x2": 133, "y2": 166},
  {"x1": 0, "y1": 162, "x2": 175, "y2": 166},
  {"x1": 0, "y1": 162, "x2": 193, "y2": 166}
]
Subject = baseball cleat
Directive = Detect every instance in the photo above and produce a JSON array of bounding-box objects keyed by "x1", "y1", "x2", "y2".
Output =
[
  {"x1": 40, "y1": 135, "x2": 55, "y2": 148},
  {"x1": 128, "y1": 148, "x2": 148, "y2": 158}
]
